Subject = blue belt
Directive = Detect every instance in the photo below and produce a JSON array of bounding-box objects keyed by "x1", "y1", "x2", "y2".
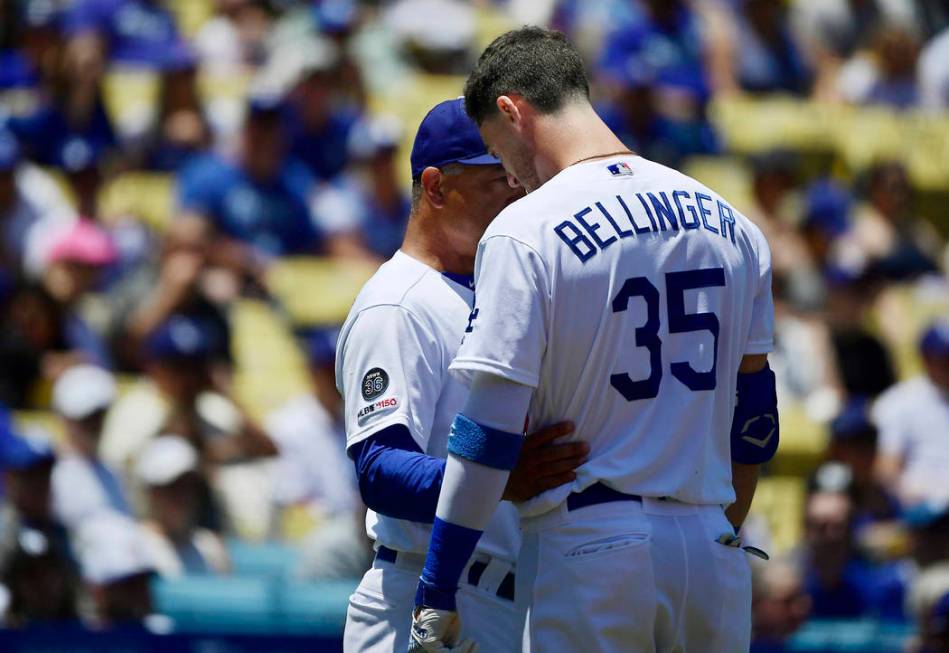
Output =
[
  {"x1": 567, "y1": 482, "x2": 642, "y2": 512},
  {"x1": 374, "y1": 546, "x2": 515, "y2": 602}
]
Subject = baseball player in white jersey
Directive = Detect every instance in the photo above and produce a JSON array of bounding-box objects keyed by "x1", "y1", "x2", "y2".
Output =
[
  {"x1": 409, "y1": 28, "x2": 780, "y2": 653},
  {"x1": 336, "y1": 98, "x2": 588, "y2": 653}
]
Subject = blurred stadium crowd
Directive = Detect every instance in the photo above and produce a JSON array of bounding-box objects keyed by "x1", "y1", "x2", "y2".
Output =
[{"x1": 0, "y1": 0, "x2": 947, "y2": 650}]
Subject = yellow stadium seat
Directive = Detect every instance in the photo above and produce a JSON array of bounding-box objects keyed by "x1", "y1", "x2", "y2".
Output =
[
  {"x1": 266, "y1": 257, "x2": 378, "y2": 329},
  {"x1": 682, "y1": 155, "x2": 755, "y2": 215},
  {"x1": 750, "y1": 475, "x2": 807, "y2": 555},
  {"x1": 231, "y1": 299, "x2": 310, "y2": 420},
  {"x1": 98, "y1": 172, "x2": 175, "y2": 231}
]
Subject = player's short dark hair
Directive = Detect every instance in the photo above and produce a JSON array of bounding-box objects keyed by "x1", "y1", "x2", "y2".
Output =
[{"x1": 463, "y1": 26, "x2": 590, "y2": 125}]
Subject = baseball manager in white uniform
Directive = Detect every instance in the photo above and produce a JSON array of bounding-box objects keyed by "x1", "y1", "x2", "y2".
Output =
[
  {"x1": 410, "y1": 28, "x2": 780, "y2": 653},
  {"x1": 336, "y1": 97, "x2": 587, "y2": 653}
]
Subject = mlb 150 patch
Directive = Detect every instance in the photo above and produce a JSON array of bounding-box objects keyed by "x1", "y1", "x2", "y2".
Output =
[
  {"x1": 361, "y1": 367, "x2": 389, "y2": 401},
  {"x1": 357, "y1": 397, "x2": 399, "y2": 425}
]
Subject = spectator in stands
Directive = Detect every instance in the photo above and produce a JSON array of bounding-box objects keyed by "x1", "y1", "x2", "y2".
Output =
[
  {"x1": 5, "y1": 43, "x2": 116, "y2": 170},
  {"x1": 824, "y1": 271, "x2": 897, "y2": 401},
  {"x1": 908, "y1": 565, "x2": 949, "y2": 653},
  {"x1": 800, "y1": 480, "x2": 907, "y2": 620},
  {"x1": 800, "y1": 486, "x2": 866, "y2": 617},
  {"x1": 171, "y1": 96, "x2": 332, "y2": 288},
  {"x1": 54, "y1": 135, "x2": 105, "y2": 220},
  {"x1": 104, "y1": 314, "x2": 275, "y2": 471},
  {"x1": 0, "y1": 421, "x2": 79, "y2": 626},
  {"x1": 265, "y1": 327, "x2": 358, "y2": 537},
  {"x1": 0, "y1": 128, "x2": 77, "y2": 279},
  {"x1": 874, "y1": 320, "x2": 949, "y2": 508},
  {"x1": 852, "y1": 161, "x2": 940, "y2": 280},
  {"x1": 0, "y1": 527, "x2": 80, "y2": 627},
  {"x1": 0, "y1": 0, "x2": 61, "y2": 97},
  {"x1": 280, "y1": 36, "x2": 360, "y2": 181},
  {"x1": 313, "y1": 115, "x2": 410, "y2": 261},
  {"x1": 384, "y1": 0, "x2": 477, "y2": 75},
  {"x1": 41, "y1": 219, "x2": 118, "y2": 370},
  {"x1": 136, "y1": 435, "x2": 230, "y2": 577},
  {"x1": 595, "y1": 0, "x2": 716, "y2": 167},
  {"x1": 111, "y1": 219, "x2": 232, "y2": 373},
  {"x1": 826, "y1": 400, "x2": 898, "y2": 529},
  {"x1": 791, "y1": 0, "x2": 920, "y2": 100},
  {"x1": 750, "y1": 559, "x2": 811, "y2": 653},
  {"x1": 135, "y1": 45, "x2": 211, "y2": 172},
  {"x1": 743, "y1": 151, "x2": 824, "y2": 310},
  {"x1": 707, "y1": 0, "x2": 813, "y2": 96},
  {"x1": 62, "y1": 0, "x2": 186, "y2": 72},
  {"x1": 848, "y1": 27, "x2": 920, "y2": 109},
  {"x1": 0, "y1": 283, "x2": 73, "y2": 407},
  {"x1": 50, "y1": 365, "x2": 131, "y2": 530},
  {"x1": 313, "y1": 0, "x2": 368, "y2": 111},
  {"x1": 0, "y1": 420, "x2": 73, "y2": 565},
  {"x1": 919, "y1": 26, "x2": 949, "y2": 109},
  {"x1": 194, "y1": 0, "x2": 272, "y2": 76},
  {"x1": 75, "y1": 511, "x2": 157, "y2": 628}
]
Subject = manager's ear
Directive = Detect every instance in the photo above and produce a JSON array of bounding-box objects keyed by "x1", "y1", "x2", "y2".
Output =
[{"x1": 420, "y1": 166, "x2": 447, "y2": 209}]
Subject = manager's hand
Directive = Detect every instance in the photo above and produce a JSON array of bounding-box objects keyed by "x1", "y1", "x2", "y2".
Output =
[{"x1": 503, "y1": 422, "x2": 588, "y2": 502}]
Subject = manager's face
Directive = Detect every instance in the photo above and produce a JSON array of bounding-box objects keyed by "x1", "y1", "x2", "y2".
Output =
[{"x1": 443, "y1": 163, "x2": 523, "y2": 236}]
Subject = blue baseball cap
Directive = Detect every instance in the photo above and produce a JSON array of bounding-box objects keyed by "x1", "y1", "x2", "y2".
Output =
[
  {"x1": 804, "y1": 179, "x2": 851, "y2": 237},
  {"x1": 920, "y1": 319, "x2": 949, "y2": 357},
  {"x1": 145, "y1": 315, "x2": 212, "y2": 362},
  {"x1": 830, "y1": 398, "x2": 875, "y2": 442},
  {"x1": 410, "y1": 98, "x2": 499, "y2": 179},
  {"x1": 0, "y1": 425, "x2": 56, "y2": 470},
  {"x1": 303, "y1": 327, "x2": 339, "y2": 367},
  {"x1": 0, "y1": 129, "x2": 20, "y2": 172}
]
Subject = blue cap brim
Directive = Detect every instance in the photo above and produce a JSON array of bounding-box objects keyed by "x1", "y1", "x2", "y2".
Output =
[{"x1": 456, "y1": 153, "x2": 501, "y2": 167}]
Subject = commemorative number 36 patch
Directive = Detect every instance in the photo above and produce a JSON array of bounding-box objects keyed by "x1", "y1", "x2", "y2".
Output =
[{"x1": 361, "y1": 368, "x2": 389, "y2": 401}]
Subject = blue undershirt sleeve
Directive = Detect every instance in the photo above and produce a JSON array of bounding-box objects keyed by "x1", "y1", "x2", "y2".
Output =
[{"x1": 347, "y1": 424, "x2": 446, "y2": 523}]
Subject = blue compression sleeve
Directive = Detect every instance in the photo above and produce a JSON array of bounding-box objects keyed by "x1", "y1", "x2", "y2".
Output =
[{"x1": 348, "y1": 424, "x2": 446, "y2": 523}]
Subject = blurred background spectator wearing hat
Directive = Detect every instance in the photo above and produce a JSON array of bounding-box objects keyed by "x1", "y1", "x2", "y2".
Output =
[
  {"x1": 50, "y1": 364, "x2": 131, "y2": 530},
  {"x1": 135, "y1": 435, "x2": 229, "y2": 577},
  {"x1": 873, "y1": 320, "x2": 949, "y2": 508},
  {"x1": 102, "y1": 314, "x2": 276, "y2": 536},
  {"x1": 74, "y1": 511, "x2": 158, "y2": 628},
  {"x1": 0, "y1": 418, "x2": 79, "y2": 628}
]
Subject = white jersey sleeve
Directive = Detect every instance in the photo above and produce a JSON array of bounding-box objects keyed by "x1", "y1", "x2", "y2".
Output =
[
  {"x1": 449, "y1": 235, "x2": 551, "y2": 388},
  {"x1": 339, "y1": 304, "x2": 445, "y2": 450},
  {"x1": 744, "y1": 228, "x2": 775, "y2": 355},
  {"x1": 872, "y1": 390, "x2": 909, "y2": 458}
]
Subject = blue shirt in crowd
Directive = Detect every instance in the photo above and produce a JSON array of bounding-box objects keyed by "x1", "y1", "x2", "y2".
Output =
[
  {"x1": 177, "y1": 154, "x2": 322, "y2": 257},
  {"x1": 62, "y1": 0, "x2": 182, "y2": 69},
  {"x1": 4, "y1": 100, "x2": 115, "y2": 167},
  {"x1": 286, "y1": 108, "x2": 360, "y2": 181}
]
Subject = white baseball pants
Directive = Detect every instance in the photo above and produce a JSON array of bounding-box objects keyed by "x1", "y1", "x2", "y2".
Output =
[{"x1": 518, "y1": 497, "x2": 752, "y2": 652}]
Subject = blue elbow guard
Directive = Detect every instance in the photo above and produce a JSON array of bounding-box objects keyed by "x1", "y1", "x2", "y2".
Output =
[
  {"x1": 447, "y1": 414, "x2": 523, "y2": 470},
  {"x1": 730, "y1": 363, "x2": 779, "y2": 464}
]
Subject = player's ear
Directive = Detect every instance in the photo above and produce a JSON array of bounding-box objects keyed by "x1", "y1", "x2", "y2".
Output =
[
  {"x1": 420, "y1": 166, "x2": 447, "y2": 209},
  {"x1": 496, "y1": 96, "x2": 521, "y2": 129}
]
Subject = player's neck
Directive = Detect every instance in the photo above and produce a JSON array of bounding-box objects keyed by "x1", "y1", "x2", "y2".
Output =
[
  {"x1": 533, "y1": 103, "x2": 629, "y2": 185},
  {"x1": 401, "y1": 214, "x2": 476, "y2": 276}
]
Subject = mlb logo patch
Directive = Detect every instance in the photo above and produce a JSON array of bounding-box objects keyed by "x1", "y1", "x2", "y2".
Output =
[{"x1": 607, "y1": 161, "x2": 634, "y2": 177}]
